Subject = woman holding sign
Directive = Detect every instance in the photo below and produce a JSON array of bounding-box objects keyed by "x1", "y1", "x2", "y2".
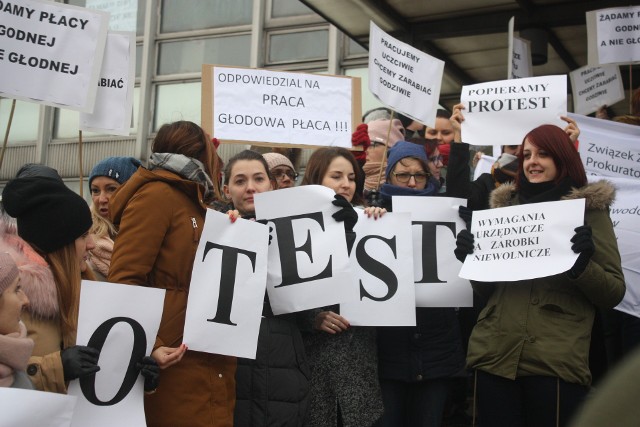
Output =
[
  {"x1": 456, "y1": 124, "x2": 625, "y2": 426},
  {"x1": 221, "y1": 149, "x2": 311, "y2": 427},
  {"x1": 298, "y1": 147, "x2": 385, "y2": 427},
  {"x1": 108, "y1": 121, "x2": 235, "y2": 427}
]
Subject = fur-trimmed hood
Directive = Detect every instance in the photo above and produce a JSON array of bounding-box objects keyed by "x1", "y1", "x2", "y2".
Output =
[
  {"x1": 490, "y1": 180, "x2": 616, "y2": 210},
  {"x1": 0, "y1": 215, "x2": 58, "y2": 320}
]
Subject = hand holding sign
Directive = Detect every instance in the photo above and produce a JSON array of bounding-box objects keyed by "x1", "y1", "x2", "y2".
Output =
[
  {"x1": 569, "y1": 225, "x2": 596, "y2": 278},
  {"x1": 61, "y1": 345, "x2": 100, "y2": 381}
]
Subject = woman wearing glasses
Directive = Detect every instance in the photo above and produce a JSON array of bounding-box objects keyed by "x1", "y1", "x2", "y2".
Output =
[
  {"x1": 374, "y1": 135, "x2": 470, "y2": 427},
  {"x1": 263, "y1": 152, "x2": 298, "y2": 189}
]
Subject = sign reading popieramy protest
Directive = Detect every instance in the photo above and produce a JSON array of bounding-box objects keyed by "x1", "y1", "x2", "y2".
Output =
[
  {"x1": 80, "y1": 31, "x2": 135, "y2": 135},
  {"x1": 87, "y1": 0, "x2": 138, "y2": 31},
  {"x1": 183, "y1": 209, "x2": 268, "y2": 359},
  {"x1": 340, "y1": 211, "x2": 416, "y2": 326},
  {"x1": 586, "y1": 176, "x2": 640, "y2": 319},
  {"x1": 0, "y1": 388, "x2": 76, "y2": 427},
  {"x1": 202, "y1": 65, "x2": 360, "y2": 148},
  {"x1": 569, "y1": 112, "x2": 640, "y2": 179},
  {"x1": 368, "y1": 21, "x2": 444, "y2": 127},
  {"x1": 68, "y1": 281, "x2": 164, "y2": 427},
  {"x1": 459, "y1": 199, "x2": 584, "y2": 282},
  {"x1": 0, "y1": 0, "x2": 108, "y2": 112},
  {"x1": 569, "y1": 65, "x2": 624, "y2": 115},
  {"x1": 595, "y1": 6, "x2": 640, "y2": 65},
  {"x1": 393, "y1": 197, "x2": 472, "y2": 307},
  {"x1": 460, "y1": 75, "x2": 567, "y2": 146},
  {"x1": 255, "y1": 185, "x2": 357, "y2": 315}
]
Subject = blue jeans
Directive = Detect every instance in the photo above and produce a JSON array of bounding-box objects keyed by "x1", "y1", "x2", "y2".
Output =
[{"x1": 375, "y1": 378, "x2": 452, "y2": 427}]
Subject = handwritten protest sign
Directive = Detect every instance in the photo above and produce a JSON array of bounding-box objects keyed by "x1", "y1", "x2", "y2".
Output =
[
  {"x1": 68, "y1": 281, "x2": 164, "y2": 427},
  {"x1": 569, "y1": 65, "x2": 624, "y2": 115},
  {"x1": 595, "y1": 6, "x2": 640, "y2": 65},
  {"x1": 202, "y1": 65, "x2": 360, "y2": 148},
  {"x1": 508, "y1": 36, "x2": 532, "y2": 79},
  {"x1": 569, "y1": 112, "x2": 640, "y2": 179},
  {"x1": 255, "y1": 185, "x2": 357, "y2": 314},
  {"x1": 0, "y1": 0, "x2": 108, "y2": 112},
  {"x1": 80, "y1": 31, "x2": 135, "y2": 135},
  {"x1": 368, "y1": 21, "x2": 444, "y2": 127},
  {"x1": 459, "y1": 199, "x2": 584, "y2": 282},
  {"x1": 340, "y1": 211, "x2": 416, "y2": 326},
  {"x1": 393, "y1": 197, "x2": 472, "y2": 307},
  {"x1": 0, "y1": 388, "x2": 76, "y2": 427},
  {"x1": 183, "y1": 209, "x2": 268, "y2": 359},
  {"x1": 460, "y1": 75, "x2": 567, "y2": 146},
  {"x1": 87, "y1": 0, "x2": 138, "y2": 31}
]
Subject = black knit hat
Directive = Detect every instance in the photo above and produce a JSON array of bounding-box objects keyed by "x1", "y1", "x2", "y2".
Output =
[{"x1": 2, "y1": 177, "x2": 92, "y2": 254}]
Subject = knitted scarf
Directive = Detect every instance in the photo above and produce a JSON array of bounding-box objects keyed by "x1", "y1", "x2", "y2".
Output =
[
  {"x1": 0, "y1": 322, "x2": 34, "y2": 387},
  {"x1": 517, "y1": 174, "x2": 576, "y2": 205},
  {"x1": 148, "y1": 153, "x2": 216, "y2": 203},
  {"x1": 363, "y1": 161, "x2": 386, "y2": 191},
  {"x1": 379, "y1": 179, "x2": 440, "y2": 205}
]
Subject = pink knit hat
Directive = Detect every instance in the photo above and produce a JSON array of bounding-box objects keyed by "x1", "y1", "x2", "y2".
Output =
[
  {"x1": 0, "y1": 252, "x2": 19, "y2": 294},
  {"x1": 262, "y1": 152, "x2": 296, "y2": 174},
  {"x1": 367, "y1": 119, "x2": 405, "y2": 148}
]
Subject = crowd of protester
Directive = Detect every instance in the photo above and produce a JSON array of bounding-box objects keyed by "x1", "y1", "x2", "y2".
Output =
[{"x1": 0, "y1": 90, "x2": 638, "y2": 427}]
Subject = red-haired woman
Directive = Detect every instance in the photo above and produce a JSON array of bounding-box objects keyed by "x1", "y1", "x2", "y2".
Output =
[{"x1": 456, "y1": 124, "x2": 625, "y2": 426}]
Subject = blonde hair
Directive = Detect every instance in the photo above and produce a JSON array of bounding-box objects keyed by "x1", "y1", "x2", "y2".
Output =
[
  {"x1": 89, "y1": 204, "x2": 117, "y2": 240},
  {"x1": 46, "y1": 243, "x2": 95, "y2": 348}
]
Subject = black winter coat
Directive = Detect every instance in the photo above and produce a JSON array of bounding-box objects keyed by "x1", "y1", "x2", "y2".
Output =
[{"x1": 233, "y1": 297, "x2": 311, "y2": 426}]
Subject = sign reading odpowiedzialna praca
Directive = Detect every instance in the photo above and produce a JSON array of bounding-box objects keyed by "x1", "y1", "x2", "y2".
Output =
[
  {"x1": 202, "y1": 65, "x2": 361, "y2": 149},
  {"x1": 0, "y1": 0, "x2": 109, "y2": 112},
  {"x1": 368, "y1": 21, "x2": 444, "y2": 127}
]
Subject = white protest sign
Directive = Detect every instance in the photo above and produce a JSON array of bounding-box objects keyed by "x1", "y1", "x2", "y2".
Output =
[
  {"x1": 0, "y1": 388, "x2": 77, "y2": 427},
  {"x1": 368, "y1": 21, "x2": 444, "y2": 127},
  {"x1": 255, "y1": 185, "x2": 357, "y2": 314},
  {"x1": 587, "y1": 176, "x2": 640, "y2": 319},
  {"x1": 569, "y1": 112, "x2": 640, "y2": 180},
  {"x1": 473, "y1": 154, "x2": 497, "y2": 181},
  {"x1": 68, "y1": 280, "x2": 164, "y2": 427},
  {"x1": 87, "y1": 0, "x2": 138, "y2": 32},
  {"x1": 203, "y1": 65, "x2": 358, "y2": 148},
  {"x1": 80, "y1": 31, "x2": 135, "y2": 135},
  {"x1": 0, "y1": 0, "x2": 108, "y2": 112},
  {"x1": 340, "y1": 211, "x2": 416, "y2": 326},
  {"x1": 183, "y1": 209, "x2": 268, "y2": 359},
  {"x1": 459, "y1": 199, "x2": 584, "y2": 282},
  {"x1": 508, "y1": 19, "x2": 532, "y2": 80},
  {"x1": 569, "y1": 65, "x2": 624, "y2": 115},
  {"x1": 460, "y1": 75, "x2": 566, "y2": 146},
  {"x1": 595, "y1": 6, "x2": 640, "y2": 65},
  {"x1": 393, "y1": 196, "x2": 472, "y2": 307}
]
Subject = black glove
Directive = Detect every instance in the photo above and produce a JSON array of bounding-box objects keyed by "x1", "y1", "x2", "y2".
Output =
[
  {"x1": 454, "y1": 229, "x2": 475, "y2": 263},
  {"x1": 136, "y1": 356, "x2": 159, "y2": 392},
  {"x1": 332, "y1": 194, "x2": 358, "y2": 233},
  {"x1": 256, "y1": 219, "x2": 273, "y2": 245},
  {"x1": 61, "y1": 345, "x2": 100, "y2": 381},
  {"x1": 366, "y1": 190, "x2": 384, "y2": 208},
  {"x1": 568, "y1": 225, "x2": 595, "y2": 278},
  {"x1": 458, "y1": 205, "x2": 473, "y2": 230}
]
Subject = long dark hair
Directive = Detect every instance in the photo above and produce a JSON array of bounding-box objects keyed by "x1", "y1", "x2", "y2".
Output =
[
  {"x1": 223, "y1": 150, "x2": 273, "y2": 186},
  {"x1": 302, "y1": 147, "x2": 364, "y2": 206},
  {"x1": 516, "y1": 124, "x2": 587, "y2": 188},
  {"x1": 152, "y1": 121, "x2": 221, "y2": 199}
]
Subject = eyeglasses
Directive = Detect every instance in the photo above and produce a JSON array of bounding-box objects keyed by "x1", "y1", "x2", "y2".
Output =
[
  {"x1": 429, "y1": 155, "x2": 443, "y2": 164},
  {"x1": 392, "y1": 172, "x2": 429, "y2": 183},
  {"x1": 272, "y1": 169, "x2": 298, "y2": 180},
  {"x1": 370, "y1": 142, "x2": 386, "y2": 149}
]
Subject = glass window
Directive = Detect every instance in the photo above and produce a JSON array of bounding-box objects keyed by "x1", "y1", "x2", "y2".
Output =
[
  {"x1": 268, "y1": 30, "x2": 328, "y2": 63},
  {"x1": 0, "y1": 99, "x2": 40, "y2": 143},
  {"x1": 154, "y1": 82, "x2": 201, "y2": 131},
  {"x1": 271, "y1": 0, "x2": 314, "y2": 18},
  {"x1": 136, "y1": 0, "x2": 145, "y2": 36},
  {"x1": 160, "y1": 0, "x2": 252, "y2": 33},
  {"x1": 347, "y1": 38, "x2": 367, "y2": 56},
  {"x1": 158, "y1": 35, "x2": 251, "y2": 75},
  {"x1": 345, "y1": 67, "x2": 385, "y2": 120},
  {"x1": 73, "y1": 0, "x2": 145, "y2": 34},
  {"x1": 136, "y1": 44, "x2": 143, "y2": 77}
]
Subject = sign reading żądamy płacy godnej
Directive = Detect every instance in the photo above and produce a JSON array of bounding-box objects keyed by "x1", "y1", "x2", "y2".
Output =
[{"x1": 0, "y1": 0, "x2": 109, "y2": 112}]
